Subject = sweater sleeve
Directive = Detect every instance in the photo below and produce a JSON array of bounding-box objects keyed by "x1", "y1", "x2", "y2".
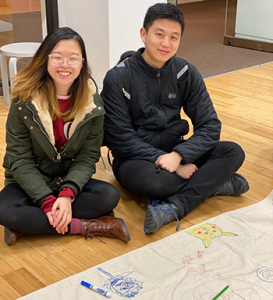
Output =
[
  {"x1": 41, "y1": 187, "x2": 75, "y2": 214},
  {"x1": 41, "y1": 195, "x2": 57, "y2": 214},
  {"x1": 102, "y1": 68, "x2": 166, "y2": 162},
  {"x1": 58, "y1": 187, "x2": 75, "y2": 203},
  {"x1": 173, "y1": 64, "x2": 221, "y2": 164}
]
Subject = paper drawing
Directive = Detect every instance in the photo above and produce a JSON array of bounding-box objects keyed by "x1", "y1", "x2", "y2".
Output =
[
  {"x1": 181, "y1": 250, "x2": 207, "y2": 273},
  {"x1": 187, "y1": 223, "x2": 237, "y2": 248},
  {"x1": 257, "y1": 267, "x2": 273, "y2": 283},
  {"x1": 192, "y1": 278, "x2": 273, "y2": 299},
  {"x1": 98, "y1": 267, "x2": 143, "y2": 298}
]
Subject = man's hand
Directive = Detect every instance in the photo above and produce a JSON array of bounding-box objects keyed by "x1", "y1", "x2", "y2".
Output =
[
  {"x1": 175, "y1": 164, "x2": 198, "y2": 179},
  {"x1": 46, "y1": 197, "x2": 72, "y2": 234},
  {"x1": 155, "y1": 151, "x2": 182, "y2": 173}
]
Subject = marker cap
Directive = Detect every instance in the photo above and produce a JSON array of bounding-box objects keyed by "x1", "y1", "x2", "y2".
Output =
[{"x1": 81, "y1": 281, "x2": 91, "y2": 288}]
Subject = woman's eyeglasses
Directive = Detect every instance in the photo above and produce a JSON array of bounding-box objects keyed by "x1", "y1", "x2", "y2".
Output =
[{"x1": 48, "y1": 54, "x2": 84, "y2": 68}]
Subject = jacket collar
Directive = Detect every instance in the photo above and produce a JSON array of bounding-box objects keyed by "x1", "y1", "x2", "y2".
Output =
[
  {"x1": 133, "y1": 47, "x2": 174, "y2": 77},
  {"x1": 31, "y1": 78, "x2": 97, "y2": 146}
]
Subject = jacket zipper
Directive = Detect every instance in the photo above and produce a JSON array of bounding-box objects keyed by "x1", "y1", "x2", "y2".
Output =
[
  {"x1": 26, "y1": 103, "x2": 76, "y2": 160},
  {"x1": 156, "y1": 71, "x2": 162, "y2": 147},
  {"x1": 57, "y1": 134, "x2": 76, "y2": 160},
  {"x1": 58, "y1": 109, "x2": 104, "y2": 159},
  {"x1": 58, "y1": 109, "x2": 103, "y2": 158},
  {"x1": 156, "y1": 71, "x2": 161, "y2": 103}
]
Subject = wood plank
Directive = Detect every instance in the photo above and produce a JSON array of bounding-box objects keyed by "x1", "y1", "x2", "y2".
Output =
[
  {"x1": 50, "y1": 235, "x2": 108, "y2": 268},
  {"x1": 23, "y1": 236, "x2": 64, "y2": 258},
  {"x1": 1, "y1": 240, "x2": 67, "y2": 286},
  {"x1": 0, "y1": 256, "x2": 21, "y2": 276},
  {"x1": 3, "y1": 267, "x2": 45, "y2": 296},
  {"x1": 45, "y1": 249, "x2": 89, "y2": 277},
  {"x1": 0, "y1": 276, "x2": 21, "y2": 300}
]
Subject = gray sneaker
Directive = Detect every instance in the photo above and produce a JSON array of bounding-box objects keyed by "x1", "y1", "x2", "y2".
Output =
[
  {"x1": 144, "y1": 201, "x2": 180, "y2": 233},
  {"x1": 214, "y1": 173, "x2": 249, "y2": 196}
]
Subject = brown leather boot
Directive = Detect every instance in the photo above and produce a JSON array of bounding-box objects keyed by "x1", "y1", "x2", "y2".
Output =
[
  {"x1": 4, "y1": 227, "x2": 20, "y2": 245},
  {"x1": 81, "y1": 216, "x2": 131, "y2": 242}
]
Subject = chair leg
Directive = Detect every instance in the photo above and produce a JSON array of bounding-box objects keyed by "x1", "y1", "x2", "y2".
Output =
[
  {"x1": 9, "y1": 57, "x2": 18, "y2": 89},
  {"x1": 0, "y1": 53, "x2": 10, "y2": 106}
]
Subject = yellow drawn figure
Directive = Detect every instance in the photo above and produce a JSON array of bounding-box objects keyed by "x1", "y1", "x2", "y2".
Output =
[{"x1": 187, "y1": 223, "x2": 237, "y2": 248}]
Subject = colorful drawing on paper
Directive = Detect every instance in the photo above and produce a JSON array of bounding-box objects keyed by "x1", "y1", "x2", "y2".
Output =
[
  {"x1": 98, "y1": 267, "x2": 143, "y2": 298},
  {"x1": 192, "y1": 278, "x2": 273, "y2": 299},
  {"x1": 181, "y1": 250, "x2": 207, "y2": 273},
  {"x1": 257, "y1": 267, "x2": 273, "y2": 283},
  {"x1": 187, "y1": 223, "x2": 237, "y2": 248}
]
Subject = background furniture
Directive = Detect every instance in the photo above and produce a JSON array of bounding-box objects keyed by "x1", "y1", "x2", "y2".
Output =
[{"x1": 0, "y1": 42, "x2": 40, "y2": 105}]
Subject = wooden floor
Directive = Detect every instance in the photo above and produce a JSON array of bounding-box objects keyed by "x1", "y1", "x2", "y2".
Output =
[{"x1": 0, "y1": 63, "x2": 273, "y2": 299}]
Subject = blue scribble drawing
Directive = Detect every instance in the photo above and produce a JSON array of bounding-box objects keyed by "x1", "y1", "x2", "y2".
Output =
[
  {"x1": 98, "y1": 267, "x2": 143, "y2": 298},
  {"x1": 257, "y1": 267, "x2": 273, "y2": 283}
]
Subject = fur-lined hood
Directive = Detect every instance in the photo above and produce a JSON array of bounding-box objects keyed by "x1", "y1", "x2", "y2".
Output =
[{"x1": 31, "y1": 79, "x2": 97, "y2": 146}]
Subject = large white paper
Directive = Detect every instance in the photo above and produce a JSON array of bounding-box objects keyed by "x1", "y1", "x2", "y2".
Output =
[{"x1": 19, "y1": 191, "x2": 273, "y2": 299}]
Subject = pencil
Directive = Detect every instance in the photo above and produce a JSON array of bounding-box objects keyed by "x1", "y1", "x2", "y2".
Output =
[{"x1": 212, "y1": 285, "x2": 229, "y2": 300}]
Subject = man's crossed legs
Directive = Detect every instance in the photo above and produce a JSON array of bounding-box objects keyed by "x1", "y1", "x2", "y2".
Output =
[{"x1": 112, "y1": 141, "x2": 249, "y2": 233}]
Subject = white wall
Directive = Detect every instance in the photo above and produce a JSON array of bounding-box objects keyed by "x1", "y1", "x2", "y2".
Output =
[
  {"x1": 235, "y1": 0, "x2": 273, "y2": 42},
  {"x1": 108, "y1": 0, "x2": 165, "y2": 68},
  {"x1": 57, "y1": 0, "x2": 166, "y2": 88},
  {"x1": 57, "y1": 0, "x2": 110, "y2": 88}
]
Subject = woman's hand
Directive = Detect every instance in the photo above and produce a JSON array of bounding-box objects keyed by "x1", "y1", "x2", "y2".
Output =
[
  {"x1": 175, "y1": 163, "x2": 198, "y2": 179},
  {"x1": 46, "y1": 197, "x2": 72, "y2": 234}
]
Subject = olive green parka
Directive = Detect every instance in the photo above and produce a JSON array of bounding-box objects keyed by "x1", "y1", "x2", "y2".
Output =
[{"x1": 3, "y1": 79, "x2": 105, "y2": 207}]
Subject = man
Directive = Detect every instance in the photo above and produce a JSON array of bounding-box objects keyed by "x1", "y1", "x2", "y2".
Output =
[{"x1": 101, "y1": 3, "x2": 249, "y2": 234}]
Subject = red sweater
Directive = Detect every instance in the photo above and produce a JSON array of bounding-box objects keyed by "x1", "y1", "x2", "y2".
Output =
[{"x1": 41, "y1": 95, "x2": 75, "y2": 214}]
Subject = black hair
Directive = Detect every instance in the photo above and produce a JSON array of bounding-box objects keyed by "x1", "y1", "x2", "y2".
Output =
[
  {"x1": 34, "y1": 26, "x2": 90, "y2": 79},
  {"x1": 143, "y1": 3, "x2": 184, "y2": 34}
]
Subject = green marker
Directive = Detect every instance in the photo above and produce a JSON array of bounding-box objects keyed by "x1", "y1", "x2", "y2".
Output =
[{"x1": 212, "y1": 285, "x2": 229, "y2": 300}]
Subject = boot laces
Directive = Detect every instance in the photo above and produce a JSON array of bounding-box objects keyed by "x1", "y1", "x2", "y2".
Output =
[
  {"x1": 85, "y1": 226, "x2": 115, "y2": 243},
  {"x1": 85, "y1": 232, "x2": 107, "y2": 244}
]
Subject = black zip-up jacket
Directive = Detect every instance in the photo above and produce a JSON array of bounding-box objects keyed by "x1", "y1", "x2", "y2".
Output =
[{"x1": 102, "y1": 48, "x2": 221, "y2": 165}]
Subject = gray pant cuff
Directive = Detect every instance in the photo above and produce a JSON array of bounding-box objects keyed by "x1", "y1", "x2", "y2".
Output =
[{"x1": 167, "y1": 195, "x2": 185, "y2": 220}]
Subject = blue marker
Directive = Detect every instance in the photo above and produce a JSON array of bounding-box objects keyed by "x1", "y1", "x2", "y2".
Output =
[{"x1": 81, "y1": 280, "x2": 112, "y2": 298}]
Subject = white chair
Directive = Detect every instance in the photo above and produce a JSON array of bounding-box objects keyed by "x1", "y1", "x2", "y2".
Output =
[{"x1": 0, "y1": 42, "x2": 41, "y2": 106}]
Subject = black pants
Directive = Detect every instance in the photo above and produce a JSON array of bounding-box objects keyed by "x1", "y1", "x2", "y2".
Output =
[
  {"x1": 0, "y1": 179, "x2": 120, "y2": 235},
  {"x1": 113, "y1": 141, "x2": 245, "y2": 219}
]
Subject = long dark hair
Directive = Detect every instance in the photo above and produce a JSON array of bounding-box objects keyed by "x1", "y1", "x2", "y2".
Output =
[{"x1": 12, "y1": 27, "x2": 92, "y2": 121}]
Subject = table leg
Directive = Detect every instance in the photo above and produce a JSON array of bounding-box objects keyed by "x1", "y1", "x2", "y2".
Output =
[
  {"x1": 0, "y1": 53, "x2": 10, "y2": 106},
  {"x1": 9, "y1": 57, "x2": 18, "y2": 89}
]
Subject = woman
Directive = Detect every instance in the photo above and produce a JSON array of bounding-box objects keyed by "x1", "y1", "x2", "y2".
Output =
[{"x1": 0, "y1": 27, "x2": 130, "y2": 245}]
